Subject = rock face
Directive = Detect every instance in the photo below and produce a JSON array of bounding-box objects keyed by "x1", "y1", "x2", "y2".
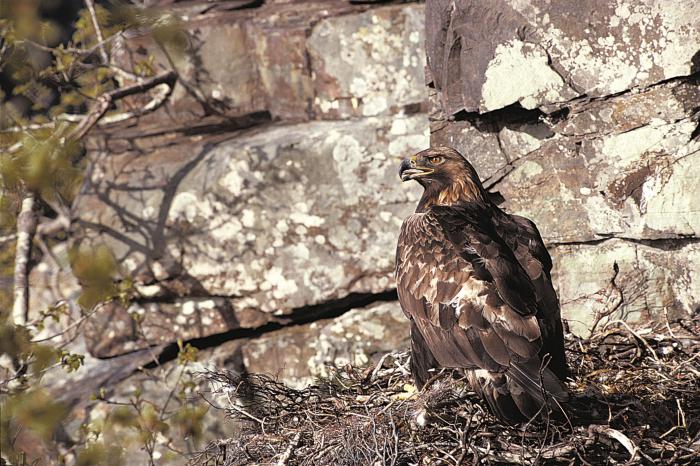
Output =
[
  {"x1": 25, "y1": 2, "x2": 698, "y2": 463},
  {"x1": 242, "y1": 302, "x2": 409, "y2": 388},
  {"x1": 426, "y1": 0, "x2": 700, "y2": 114},
  {"x1": 426, "y1": 0, "x2": 700, "y2": 334},
  {"x1": 72, "y1": 1, "x2": 427, "y2": 360},
  {"x1": 76, "y1": 115, "x2": 425, "y2": 357},
  {"x1": 66, "y1": 0, "x2": 700, "y2": 383}
]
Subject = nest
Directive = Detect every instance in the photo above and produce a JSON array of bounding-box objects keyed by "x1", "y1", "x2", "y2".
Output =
[{"x1": 192, "y1": 319, "x2": 700, "y2": 465}]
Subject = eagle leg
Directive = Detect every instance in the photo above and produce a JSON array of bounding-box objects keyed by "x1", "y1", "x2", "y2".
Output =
[{"x1": 410, "y1": 320, "x2": 440, "y2": 389}]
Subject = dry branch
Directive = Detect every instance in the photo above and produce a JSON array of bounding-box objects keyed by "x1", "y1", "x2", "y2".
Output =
[
  {"x1": 588, "y1": 261, "x2": 624, "y2": 337},
  {"x1": 36, "y1": 215, "x2": 70, "y2": 237},
  {"x1": 67, "y1": 70, "x2": 177, "y2": 141},
  {"x1": 84, "y1": 0, "x2": 109, "y2": 64},
  {"x1": 1, "y1": 68, "x2": 176, "y2": 142}
]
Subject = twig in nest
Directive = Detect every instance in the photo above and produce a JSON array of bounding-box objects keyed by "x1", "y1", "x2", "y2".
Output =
[
  {"x1": 603, "y1": 319, "x2": 660, "y2": 362},
  {"x1": 588, "y1": 261, "x2": 624, "y2": 338},
  {"x1": 276, "y1": 431, "x2": 301, "y2": 466},
  {"x1": 224, "y1": 389, "x2": 266, "y2": 431},
  {"x1": 588, "y1": 425, "x2": 637, "y2": 462},
  {"x1": 370, "y1": 352, "x2": 393, "y2": 382}
]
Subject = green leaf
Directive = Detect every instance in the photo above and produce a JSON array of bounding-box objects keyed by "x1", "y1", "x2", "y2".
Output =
[
  {"x1": 69, "y1": 244, "x2": 120, "y2": 310},
  {"x1": 75, "y1": 443, "x2": 124, "y2": 466},
  {"x1": 3, "y1": 389, "x2": 68, "y2": 441},
  {"x1": 177, "y1": 342, "x2": 198, "y2": 366},
  {"x1": 58, "y1": 349, "x2": 85, "y2": 373}
]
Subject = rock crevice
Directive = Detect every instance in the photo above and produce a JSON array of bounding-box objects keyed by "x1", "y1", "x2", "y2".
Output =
[{"x1": 142, "y1": 289, "x2": 399, "y2": 369}]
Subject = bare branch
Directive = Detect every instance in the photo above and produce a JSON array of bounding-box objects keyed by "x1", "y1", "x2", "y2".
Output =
[
  {"x1": 588, "y1": 425, "x2": 638, "y2": 462},
  {"x1": 31, "y1": 303, "x2": 102, "y2": 343},
  {"x1": 66, "y1": 70, "x2": 177, "y2": 141},
  {"x1": 84, "y1": 0, "x2": 109, "y2": 64},
  {"x1": 12, "y1": 193, "x2": 38, "y2": 326},
  {"x1": 0, "y1": 233, "x2": 17, "y2": 244},
  {"x1": 96, "y1": 81, "x2": 174, "y2": 127},
  {"x1": 36, "y1": 215, "x2": 70, "y2": 237},
  {"x1": 0, "y1": 69, "x2": 161, "y2": 135},
  {"x1": 588, "y1": 261, "x2": 624, "y2": 338},
  {"x1": 18, "y1": 31, "x2": 124, "y2": 57}
]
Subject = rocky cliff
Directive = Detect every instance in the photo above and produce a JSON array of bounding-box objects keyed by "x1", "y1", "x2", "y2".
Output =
[
  {"x1": 34, "y1": 0, "x2": 699, "y2": 397},
  {"x1": 46, "y1": 1, "x2": 427, "y2": 391},
  {"x1": 425, "y1": 0, "x2": 700, "y2": 336}
]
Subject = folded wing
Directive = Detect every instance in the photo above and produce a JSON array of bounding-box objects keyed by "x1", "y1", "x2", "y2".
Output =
[{"x1": 395, "y1": 205, "x2": 567, "y2": 422}]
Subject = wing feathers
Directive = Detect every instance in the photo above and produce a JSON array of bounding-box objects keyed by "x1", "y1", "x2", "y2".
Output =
[
  {"x1": 492, "y1": 323, "x2": 539, "y2": 360},
  {"x1": 409, "y1": 320, "x2": 439, "y2": 389},
  {"x1": 438, "y1": 303, "x2": 458, "y2": 329},
  {"x1": 476, "y1": 328, "x2": 511, "y2": 367},
  {"x1": 396, "y1": 205, "x2": 567, "y2": 422},
  {"x1": 431, "y1": 205, "x2": 539, "y2": 317}
]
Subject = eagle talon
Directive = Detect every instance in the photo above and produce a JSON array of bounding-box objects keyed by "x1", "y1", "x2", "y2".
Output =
[{"x1": 391, "y1": 383, "x2": 418, "y2": 401}]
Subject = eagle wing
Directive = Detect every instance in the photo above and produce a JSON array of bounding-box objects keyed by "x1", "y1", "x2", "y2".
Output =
[
  {"x1": 492, "y1": 211, "x2": 568, "y2": 378},
  {"x1": 395, "y1": 204, "x2": 566, "y2": 418}
]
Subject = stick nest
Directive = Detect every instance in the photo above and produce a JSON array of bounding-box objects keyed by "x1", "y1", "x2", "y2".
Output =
[{"x1": 192, "y1": 319, "x2": 700, "y2": 465}]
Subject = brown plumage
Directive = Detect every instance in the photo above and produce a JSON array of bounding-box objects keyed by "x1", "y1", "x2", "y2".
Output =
[{"x1": 395, "y1": 146, "x2": 568, "y2": 423}]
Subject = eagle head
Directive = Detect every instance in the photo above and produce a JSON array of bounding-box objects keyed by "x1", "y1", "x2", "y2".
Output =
[{"x1": 399, "y1": 146, "x2": 488, "y2": 206}]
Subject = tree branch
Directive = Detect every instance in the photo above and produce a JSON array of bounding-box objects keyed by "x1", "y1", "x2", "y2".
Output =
[
  {"x1": 30, "y1": 303, "x2": 101, "y2": 344},
  {"x1": 36, "y1": 215, "x2": 70, "y2": 237},
  {"x1": 18, "y1": 32, "x2": 124, "y2": 58},
  {"x1": 66, "y1": 70, "x2": 177, "y2": 141},
  {"x1": 12, "y1": 193, "x2": 38, "y2": 326},
  {"x1": 84, "y1": 0, "x2": 109, "y2": 64},
  {"x1": 5, "y1": 71, "x2": 176, "y2": 329},
  {"x1": 0, "y1": 233, "x2": 17, "y2": 244},
  {"x1": 2, "y1": 71, "x2": 176, "y2": 147}
]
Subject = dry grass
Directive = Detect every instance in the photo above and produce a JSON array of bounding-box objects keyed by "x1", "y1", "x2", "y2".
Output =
[{"x1": 192, "y1": 318, "x2": 700, "y2": 465}]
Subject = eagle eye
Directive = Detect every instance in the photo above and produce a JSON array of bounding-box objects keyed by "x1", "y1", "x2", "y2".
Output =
[{"x1": 429, "y1": 156, "x2": 444, "y2": 165}]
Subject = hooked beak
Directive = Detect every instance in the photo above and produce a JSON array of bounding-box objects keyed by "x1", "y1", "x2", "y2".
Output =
[{"x1": 399, "y1": 156, "x2": 434, "y2": 182}]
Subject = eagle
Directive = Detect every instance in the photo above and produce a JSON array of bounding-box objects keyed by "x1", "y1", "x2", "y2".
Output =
[{"x1": 395, "y1": 146, "x2": 568, "y2": 423}]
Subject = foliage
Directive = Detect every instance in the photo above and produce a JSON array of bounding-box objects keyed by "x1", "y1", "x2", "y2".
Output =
[
  {"x1": 0, "y1": 2, "x2": 206, "y2": 465},
  {"x1": 0, "y1": 127, "x2": 85, "y2": 200},
  {"x1": 2, "y1": 389, "x2": 68, "y2": 441},
  {"x1": 68, "y1": 243, "x2": 121, "y2": 309},
  {"x1": 83, "y1": 344, "x2": 207, "y2": 464}
]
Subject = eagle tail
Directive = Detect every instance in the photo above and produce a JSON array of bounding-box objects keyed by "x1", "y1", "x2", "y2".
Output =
[
  {"x1": 468, "y1": 372, "x2": 523, "y2": 423},
  {"x1": 468, "y1": 360, "x2": 568, "y2": 423}
]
